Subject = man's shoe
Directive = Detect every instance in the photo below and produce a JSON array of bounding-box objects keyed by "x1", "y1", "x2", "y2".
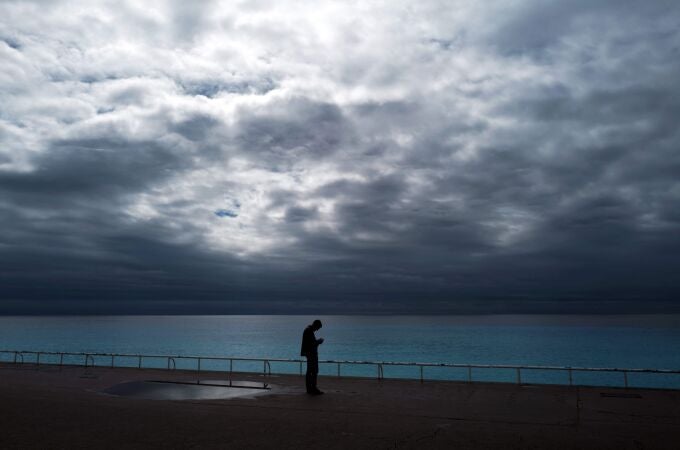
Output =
[{"x1": 312, "y1": 389, "x2": 324, "y2": 395}]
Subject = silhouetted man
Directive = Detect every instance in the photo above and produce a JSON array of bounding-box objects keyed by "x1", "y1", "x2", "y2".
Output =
[{"x1": 300, "y1": 319, "x2": 324, "y2": 395}]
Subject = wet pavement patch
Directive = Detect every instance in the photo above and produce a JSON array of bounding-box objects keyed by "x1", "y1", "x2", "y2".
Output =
[{"x1": 103, "y1": 379, "x2": 273, "y2": 400}]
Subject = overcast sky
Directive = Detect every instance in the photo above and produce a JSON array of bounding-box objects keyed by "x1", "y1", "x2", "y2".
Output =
[{"x1": 1, "y1": 0, "x2": 679, "y2": 314}]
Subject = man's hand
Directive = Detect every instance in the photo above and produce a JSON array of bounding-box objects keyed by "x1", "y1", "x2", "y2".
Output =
[{"x1": 317, "y1": 338, "x2": 324, "y2": 344}]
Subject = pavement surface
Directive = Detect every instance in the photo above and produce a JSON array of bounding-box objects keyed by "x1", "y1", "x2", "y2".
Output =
[{"x1": 1, "y1": 363, "x2": 679, "y2": 449}]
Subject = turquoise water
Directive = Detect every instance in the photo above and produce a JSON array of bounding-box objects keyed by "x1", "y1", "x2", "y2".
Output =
[{"x1": 1, "y1": 315, "x2": 679, "y2": 388}]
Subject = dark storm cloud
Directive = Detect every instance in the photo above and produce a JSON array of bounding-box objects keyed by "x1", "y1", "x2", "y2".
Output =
[
  {"x1": 480, "y1": 0, "x2": 677, "y2": 55},
  {"x1": 0, "y1": 139, "x2": 186, "y2": 199},
  {"x1": 0, "y1": 0, "x2": 679, "y2": 314},
  {"x1": 284, "y1": 206, "x2": 317, "y2": 223},
  {"x1": 234, "y1": 98, "x2": 353, "y2": 170},
  {"x1": 172, "y1": 114, "x2": 221, "y2": 141},
  {"x1": 1, "y1": 36, "x2": 20, "y2": 50}
]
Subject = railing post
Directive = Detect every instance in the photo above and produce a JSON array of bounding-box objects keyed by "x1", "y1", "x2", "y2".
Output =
[
  {"x1": 420, "y1": 366, "x2": 424, "y2": 383},
  {"x1": 111, "y1": 355, "x2": 115, "y2": 368},
  {"x1": 60, "y1": 353, "x2": 64, "y2": 369},
  {"x1": 337, "y1": 362, "x2": 341, "y2": 377},
  {"x1": 138, "y1": 355, "x2": 142, "y2": 369},
  {"x1": 623, "y1": 371, "x2": 628, "y2": 388},
  {"x1": 230, "y1": 359, "x2": 233, "y2": 382},
  {"x1": 516, "y1": 367, "x2": 521, "y2": 385},
  {"x1": 568, "y1": 368, "x2": 573, "y2": 386}
]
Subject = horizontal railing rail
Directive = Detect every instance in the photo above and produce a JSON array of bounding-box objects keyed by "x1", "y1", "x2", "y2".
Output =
[{"x1": 1, "y1": 350, "x2": 679, "y2": 389}]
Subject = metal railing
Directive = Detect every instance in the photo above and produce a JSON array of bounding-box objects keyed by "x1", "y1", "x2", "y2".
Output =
[{"x1": 1, "y1": 350, "x2": 679, "y2": 389}]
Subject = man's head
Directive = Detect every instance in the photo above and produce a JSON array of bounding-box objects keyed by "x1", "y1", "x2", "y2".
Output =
[{"x1": 312, "y1": 319, "x2": 322, "y2": 330}]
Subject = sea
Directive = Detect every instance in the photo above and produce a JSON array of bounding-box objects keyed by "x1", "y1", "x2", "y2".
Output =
[{"x1": 1, "y1": 315, "x2": 679, "y2": 389}]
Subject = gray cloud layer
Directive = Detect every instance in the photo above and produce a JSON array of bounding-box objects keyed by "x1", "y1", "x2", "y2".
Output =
[{"x1": 1, "y1": 0, "x2": 679, "y2": 314}]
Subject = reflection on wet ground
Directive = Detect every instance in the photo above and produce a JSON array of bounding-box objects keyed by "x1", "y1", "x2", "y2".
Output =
[{"x1": 103, "y1": 379, "x2": 273, "y2": 400}]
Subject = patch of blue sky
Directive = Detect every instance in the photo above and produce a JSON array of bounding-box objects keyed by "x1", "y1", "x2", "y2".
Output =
[{"x1": 214, "y1": 209, "x2": 238, "y2": 218}]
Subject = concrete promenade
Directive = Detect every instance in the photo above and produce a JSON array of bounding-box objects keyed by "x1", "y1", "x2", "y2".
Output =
[{"x1": 1, "y1": 363, "x2": 679, "y2": 449}]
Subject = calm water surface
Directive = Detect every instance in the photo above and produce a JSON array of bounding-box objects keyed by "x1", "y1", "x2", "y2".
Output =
[{"x1": 1, "y1": 315, "x2": 679, "y2": 387}]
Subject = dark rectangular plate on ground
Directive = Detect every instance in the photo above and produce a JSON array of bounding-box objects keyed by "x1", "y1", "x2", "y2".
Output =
[{"x1": 600, "y1": 392, "x2": 642, "y2": 398}]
